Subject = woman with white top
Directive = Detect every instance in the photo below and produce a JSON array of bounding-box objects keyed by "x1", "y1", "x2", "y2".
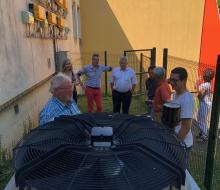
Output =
[{"x1": 197, "y1": 68, "x2": 215, "y2": 141}]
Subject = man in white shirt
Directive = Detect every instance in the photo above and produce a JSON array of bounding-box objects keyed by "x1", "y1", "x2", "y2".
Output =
[
  {"x1": 110, "y1": 56, "x2": 137, "y2": 114},
  {"x1": 169, "y1": 67, "x2": 194, "y2": 150}
]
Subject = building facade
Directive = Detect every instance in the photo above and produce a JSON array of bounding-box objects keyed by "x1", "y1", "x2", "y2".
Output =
[
  {"x1": 80, "y1": 0, "x2": 205, "y2": 64},
  {"x1": 0, "y1": 0, "x2": 81, "y2": 147},
  {"x1": 1, "y1": 0, "x2": 220, "y2": 148}
]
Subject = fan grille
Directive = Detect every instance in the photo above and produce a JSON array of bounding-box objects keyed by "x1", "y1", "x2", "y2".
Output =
[{"x1": 14, "y1": 113, "x2": 187, "y2": 190}]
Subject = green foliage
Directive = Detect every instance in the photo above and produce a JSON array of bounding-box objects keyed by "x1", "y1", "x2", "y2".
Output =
[
  {"x1": 0, "y1": 137, "x2": 14, "y2": 190},
  {"x1": 22, "y1": 116, "x2": 33, "y2": 137},
  {"x1": 78, "y1": 94, "x2": 146, "y2": 115},
  {"x1": 0, "y1": 116, "x2": 34, "y2": 189}
]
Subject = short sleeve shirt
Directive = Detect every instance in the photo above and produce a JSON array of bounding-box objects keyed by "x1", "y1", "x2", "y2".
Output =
[
  {"x1": 110, "y1": 67, "x2": 137, "y2": 92},
  {"x1": 198, "y1": 82, "x2": 212, "y2": 106},
  {"x1": 153, "y1": 80, "x2": 171, "y2": 112},
  {"x1": 77, "y1": 64, "x2": 111, "y2": 88},
  {"x1": 172, "y1": 91, "x2": 194, "y2": 147}
]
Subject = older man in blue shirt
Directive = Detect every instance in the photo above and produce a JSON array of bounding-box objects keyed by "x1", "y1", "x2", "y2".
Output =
[
  {"x1": 77, "y1": 53, "x2": 112, "y2": 112},
  {"x1": 39, "y1": 73, "x2": 81, "y2": 126}
]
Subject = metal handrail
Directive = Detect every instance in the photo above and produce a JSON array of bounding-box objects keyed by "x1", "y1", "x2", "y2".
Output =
[{"x1": 0, "y1": 73, "x2": 56, "y2": 113}]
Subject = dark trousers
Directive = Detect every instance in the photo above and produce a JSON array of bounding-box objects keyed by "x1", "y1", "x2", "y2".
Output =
[
  {"x1": 112, "y1": 90, "x2": 132, "y2": 114},
  {"x1": 73, "y1": 90, "x2": 77, "y2": 104}
]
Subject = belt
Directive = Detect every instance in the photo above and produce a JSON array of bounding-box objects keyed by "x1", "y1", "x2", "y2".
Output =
[
  {"x1": 87, "y1": 86, "x2": 100, "y2": 89},
  {"x1": 113, "y1": 90, "x2": 131, "y2": 94}
]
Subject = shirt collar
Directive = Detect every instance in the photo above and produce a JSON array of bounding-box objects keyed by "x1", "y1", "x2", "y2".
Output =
[
  {"x1": 157, "y1": 79, "x2": 167, "y2": 86},
  {"x1": 120, "y1": 67, "x2": 128, "y2": 71},
  {"x1": 90, "y1": 64, "x2": 100, "y2": 69},
  {"x1": 53, "y1": 96, "x2": 72, "y2": 107}
]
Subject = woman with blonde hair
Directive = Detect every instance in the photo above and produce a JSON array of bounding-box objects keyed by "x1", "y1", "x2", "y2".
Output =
[{"x1": 62, "y1": 59, "x2": 79, "y2": 103}]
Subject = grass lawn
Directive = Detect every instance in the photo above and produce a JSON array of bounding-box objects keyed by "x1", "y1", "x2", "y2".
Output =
[
  {"x1": 0, "y1": 152, "x2": 14, "y2": 190},
  {"x1": 77, "y1": 94, "x2": 147, "y2": 115}
]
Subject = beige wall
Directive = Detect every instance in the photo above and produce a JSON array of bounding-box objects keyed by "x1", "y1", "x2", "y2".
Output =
[
  {"x1": 0, "y1": 80, "x2": 51, "y2": 148},
  {"x1": 0, "y1": 0, "x2": 81, "y2": 105},
  {"x1": 80, "y1": 0, "x2": 205, "y2": 65},
  {"x1": 0, "y1": 0, "x2": 81, "y2": 148},
  {"x1": 0, "y1": 0, "x2": 54, "y2": 105}
]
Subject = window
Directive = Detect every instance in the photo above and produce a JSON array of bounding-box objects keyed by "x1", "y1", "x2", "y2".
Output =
[{"x1": 72, "y1": 0, "x2": 81, "y2": 39}]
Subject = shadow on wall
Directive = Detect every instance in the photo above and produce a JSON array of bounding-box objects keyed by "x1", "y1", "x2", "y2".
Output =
[{"x1": 80, "y1": 0, "x2": 134, "y2": 54}]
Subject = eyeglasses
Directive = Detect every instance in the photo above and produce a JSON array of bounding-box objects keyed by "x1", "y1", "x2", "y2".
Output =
[
  {"x1": 168, "y1": 78, "x2": 181, "y2": 83},
  {"x1": 56, "y1": 86, "x2": 73, "y2": 91}
]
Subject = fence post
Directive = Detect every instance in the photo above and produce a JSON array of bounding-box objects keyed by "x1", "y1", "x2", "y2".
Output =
[
  {"x1": 163, "y1": 48, "x2": 168, "y2": 76},
  {"x1": 139, "y1": 53, "x2": 143, "y2": 92},
  {"x1": 124, "y1": 51, "x2": 126, "y2": 56},
  {"x1": 151, "y1": 47, "x2": 156, "y2": 66},
  {"x1": 204, "y1": 55, "x2": 220, "y2": 190},
  {"x1": 104, "y1": 51, "x2": 108, "y2": 96}
]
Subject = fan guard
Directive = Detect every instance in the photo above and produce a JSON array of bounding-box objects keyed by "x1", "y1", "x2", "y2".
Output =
[{"x1": 14, "y1": 112, "x2": 187, "y2": 190}]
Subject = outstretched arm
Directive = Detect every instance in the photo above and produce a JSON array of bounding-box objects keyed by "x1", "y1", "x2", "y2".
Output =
[{"x1": 77, "y1": 70, "x2": 85, "y2": 90}]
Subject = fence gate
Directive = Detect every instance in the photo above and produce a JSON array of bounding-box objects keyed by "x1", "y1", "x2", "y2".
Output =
[{"x1": 124, "y1": 48, "x2": 156, "y2": 94}]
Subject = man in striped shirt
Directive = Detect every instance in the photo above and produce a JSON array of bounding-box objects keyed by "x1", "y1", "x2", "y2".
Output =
[
  {"x1": 77, "y1": 53, "x2": 112, "y2": 112},
  {"x1": 39, "y1": 73, "x2": 81, "y2": 126}
]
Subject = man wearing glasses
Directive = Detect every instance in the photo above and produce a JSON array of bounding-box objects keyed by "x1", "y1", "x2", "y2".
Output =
[
  {"x1": 39, "y1": 73, "x2": 81, "y2": 126},
  {"x1": 169, "y1": 67, "x2": 194, "y2": 151}
]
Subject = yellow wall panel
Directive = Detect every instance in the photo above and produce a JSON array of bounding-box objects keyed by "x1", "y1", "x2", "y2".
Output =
[
  {"x1": 48, "y1": 12, "x2": 57, "y2": 25},
  {"x1": 57, "y1": 17, "x2": 65, "y2": 28},
  {"x1": 80, "y1": 0, "x2": 205, "y2": 65},
  {"x1": 34, "y1": 4, "x2": 46, "y2": 21}
]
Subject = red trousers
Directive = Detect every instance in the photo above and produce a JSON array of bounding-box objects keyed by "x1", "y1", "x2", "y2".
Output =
[{"x1": 85, "y1": 87, "x2": 102, "y2": 112}]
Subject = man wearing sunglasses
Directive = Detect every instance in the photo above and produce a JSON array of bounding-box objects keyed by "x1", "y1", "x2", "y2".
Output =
[
  {"x1": 39, "y1": 73, "x2": 81, "y2": 126},
  {"x1": 169, "y1": 67, "x2": 194, "y2": 151}
]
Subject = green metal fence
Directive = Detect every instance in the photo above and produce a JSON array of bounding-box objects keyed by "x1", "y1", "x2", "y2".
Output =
[
  {"x1": 70, "y1": 49, "x2": 154, "y2": 97},
  {"x1": 166, "y1": 54, "x2": 220, "y2": 190}
]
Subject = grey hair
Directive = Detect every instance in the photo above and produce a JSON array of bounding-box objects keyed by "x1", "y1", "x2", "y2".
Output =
[
  {"x1": 153, "y1": 67, "x2": 166, "y2": 79},
  {"x1": 120, "y1": 56, "x2": 128, "y2": 63},
  {"x1": 50, "y1": 73, "x2": 71, "y2": 93}
]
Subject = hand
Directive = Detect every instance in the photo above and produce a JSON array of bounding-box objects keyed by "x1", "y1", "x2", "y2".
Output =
[
  {"x1": 108, "y1": 66, "x2": 112, "y2": 71},
  {"x1": 81, "y1": 84, "x2": 86, "y2": 90},
  {"x1": 79, "y1": 82, "x2": 86, "y2": 90}
]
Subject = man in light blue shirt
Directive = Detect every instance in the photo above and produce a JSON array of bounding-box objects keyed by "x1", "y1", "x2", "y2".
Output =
[
  {"x1": 110, "y1": 56, "x2": 137, "y2": 114},
  {"x1": 77, "y1": 53, "x2": 112, "y2": 112},
  {"x1": 39, "y1": 73, "x2": 81, "y2": 126}
]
